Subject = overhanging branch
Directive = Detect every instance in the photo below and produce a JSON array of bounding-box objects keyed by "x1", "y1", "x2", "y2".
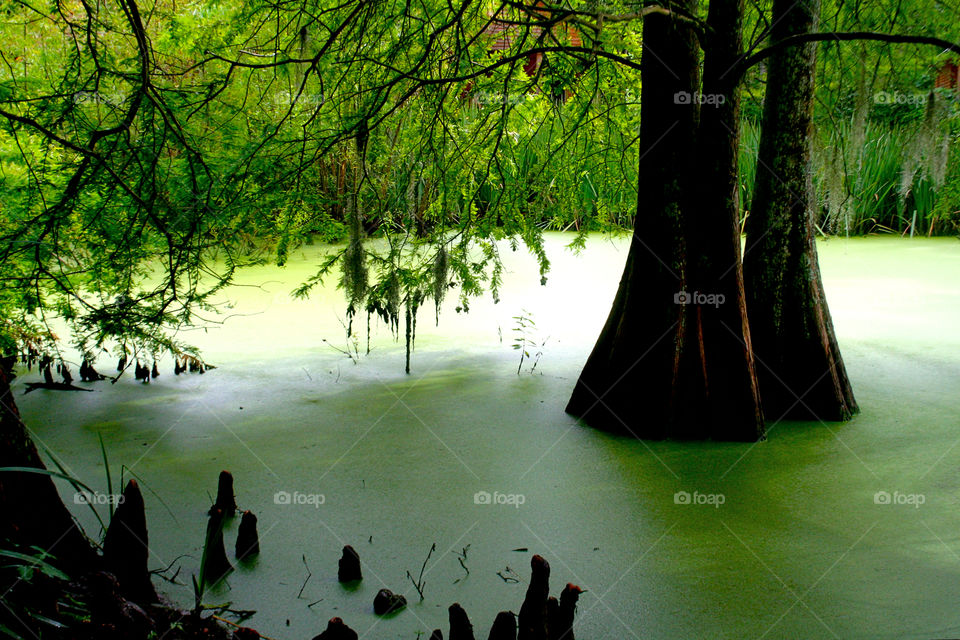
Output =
[{"x1": 732, "y1": 31, "x2": 960, "y2": 79}]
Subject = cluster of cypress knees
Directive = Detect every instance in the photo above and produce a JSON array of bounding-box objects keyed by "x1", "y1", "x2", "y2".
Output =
[
  {"x1": 313, "y1": 550, "x2": 583, "y2": 640},
  {"x1": 206, "y1": 471, "x2": 585, "y2": 640},
  {"x1": 89, "y1": 469, "x2": 584, "y2": 639},
  {"x1": 24, "y1": 351, "x2": 214, "y2": 389},
  {"x1": 119, "y1": 353, "x2": 213, "y2": 381}
]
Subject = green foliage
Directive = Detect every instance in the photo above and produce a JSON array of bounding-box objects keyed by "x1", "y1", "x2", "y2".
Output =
[
  {"x1": 739, "y1": 119, "x2": 761, "y2": 223},
  {"x1": 511, "y1": 310, "x2": 547, "y2": 374},
  {"x1": 3, "y1": 0, "x2": 960, "y2": 366},
  {"x1": 741, "y1": 96, "x2": 960, "y2": 236},
  {"x1": 810, "y1": 93, "x2": 956, "y2": 235},
  {"x1": 0, "y1": 0, "x2": 646, "y2": 363},
  {"x1": 0, "y1": 546, "x2": 90, "y2": 639},
  {"x1": 932, "y1": 141, "x2": 960, "y2": 233}
]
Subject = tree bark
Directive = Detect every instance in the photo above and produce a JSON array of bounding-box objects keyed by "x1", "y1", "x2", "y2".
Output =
[
  {"x1": 0, "y1": 364, "x2": 98, "y2": 574},
  {"x1": 566, "y1": 3, "x2": 700, "y2": 439},
  {"x1": 686, "y1": 0, "x2": 765, "y2": 440},
  {"x1": 567, "y1": 1, "x2": 764, "y2": 440},
  {"x1": 743, "y1": 0, "x2": 858, "y2": 422}
]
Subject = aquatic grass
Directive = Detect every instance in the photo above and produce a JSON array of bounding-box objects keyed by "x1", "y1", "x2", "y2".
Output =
[
  {"x1": 0, "y1": 546, "x2": 88, "y2": 639},
  {"x1": 99, "y1": 434, "x2": 114, "y2": 521},
  {"x1": 738, "y1": 118, "x2": 761, "y2": 226},
  {"x1": 2, "y1": 439, "x2": 176, "y2": 548},
  {"x1": 739, "y1": 112, "x2": 958, "y2": 235}
]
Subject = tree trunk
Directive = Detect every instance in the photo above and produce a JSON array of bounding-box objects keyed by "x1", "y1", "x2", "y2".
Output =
[
  {"x1": 743, "y1": 0, "x2": 858, "y2": 422},
  {"x1": 0, "y1": 364, "x2": 98, "y2": 573},
  {"x1": 566, "y1": 3, "x2": 699, "y2": 439},
  {"x1": 686, "y1": 0, "x2": 765, "y2": 440},
  {"x1": 567, "y1": 1, "x2": 764, "y2": 440}
]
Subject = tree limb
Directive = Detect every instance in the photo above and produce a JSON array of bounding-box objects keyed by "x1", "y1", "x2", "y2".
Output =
[{"x1": 734, "y1": 31, "x2": 960, "y2": 78}]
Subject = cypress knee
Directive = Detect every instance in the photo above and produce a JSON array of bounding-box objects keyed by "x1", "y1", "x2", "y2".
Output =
[
  {"x1": 550, "y1": 584, "x2": 583, "y2": 640},
  {"x1": 211, "y1": 470, "x2": 237, "y2": 515},
  {"x1": 489, "y1": 611, "x2": 517, "y2": 640},
  {"x1": 546, "y1": 598, "x2": 559, "y2": 640},
  {"x1": 102, "y1": 480, "x2": 157, "y2": 603},
  {"x1": 449, "y1": 602, "x2": 475, "y2": 640},
  {"x1": 235, "y1": 510, "x2": 260, "y2": 560},
  {"x1": 338, "y1": 545, "x2": 362, "y2": 582},
  {"x1": 311, "y1": 617, "x2": 359, "y2": 640},
  {"x1": 518, "y1": 555, "x2": 550, "y2": 640},
  {"x1": 201, "y1": 507, "x2": 232, "y2": 586},
  {"x1": 373, "y1": 588, "x2": 406, "y2": 614}
]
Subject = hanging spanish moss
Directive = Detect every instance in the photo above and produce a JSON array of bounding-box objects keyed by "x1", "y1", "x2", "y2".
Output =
[
  {"x1": 404, "y1": 298, "x2": 412, "y2": 374},
  {"x1": 340, "y1": 191, "x2": 368, "y2": 334},
  {"x1": 403, "y1": 289, "x2": 426, "y2": 374},
  {"x1": 386, "y1": 272, "x2": 401, "y2": 329},
  {"x1": 920, "y1": 92, "x2": 949, "y2": 189},
  {"x1": 405, "y1": 168, "x2": 418, "y2": 219},
  {"x1": 432, "y1": 246, "x2": 448, "y2": 325},
  {"x1": 365, "y1": 271, "x2": 402, "y2": 341}
]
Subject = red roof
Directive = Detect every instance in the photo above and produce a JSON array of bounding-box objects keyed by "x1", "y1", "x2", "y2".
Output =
[
  {"x1": 935, "y1": 61, "x2": 959, "y2": 90},
  {"x1": 485, "y1": 6, "x2": 581, "y2": 54}
]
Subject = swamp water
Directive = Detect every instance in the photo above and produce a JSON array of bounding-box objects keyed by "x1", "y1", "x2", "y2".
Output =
[{"x1": 15, "y1": 234, "x2": 960, "y2": 639}]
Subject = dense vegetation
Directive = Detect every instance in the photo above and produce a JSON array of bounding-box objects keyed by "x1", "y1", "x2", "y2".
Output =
[
  {"x1": 2, "y1": 1, "x2": 960, "y2": 637},
  {"x1": 0, "y1": 0, "x2": 958, "y2": 365}
]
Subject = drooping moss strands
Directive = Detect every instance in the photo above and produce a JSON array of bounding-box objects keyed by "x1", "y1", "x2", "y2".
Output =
[
  {"x1": 433, "y1": 245, "x2": 448, "y2": 325},
  {"x1": 920, "y1": 92, "x2": 949, "y2": 190},
  {"x1": 412, "y1": 289, "x2": 423, "y2": 352},
  {"x1": 405, "y1": 166, "x2": 418, "y2": 229},
  {"x1": 339, "y1": 191, "x2": 368, "y2": 324},
  {"x1": 402, "y1": 289, "x2": 426, "y2": 374},
  {"x1": 404, "y1": 296, "x2": 412, "y2": 375},
  {"x1": 386, "y1": 272, "x2": 401, "y2": 330}
]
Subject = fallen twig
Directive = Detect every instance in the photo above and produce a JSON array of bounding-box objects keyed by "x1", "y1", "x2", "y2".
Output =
[
  {"x1": 297, "y1": 555, "x2": 312, "y2": 599},
  {"x1": 405, "y1": 543, "x2": 435, "y2": 601},
  {"x1": 453, "y1": 545, "x2": 470, "y2": 583},
  {"x1": 22, "y1": 382, "x2": 94, "y2": 394},
  {"x1": 496, "y1": 566, "x2": 521, "y2": 583}
]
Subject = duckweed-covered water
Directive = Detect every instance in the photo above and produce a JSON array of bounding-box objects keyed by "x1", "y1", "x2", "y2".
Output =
[{"x1": 16, "y1": 234, "x2": 960, "y2": 639}]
